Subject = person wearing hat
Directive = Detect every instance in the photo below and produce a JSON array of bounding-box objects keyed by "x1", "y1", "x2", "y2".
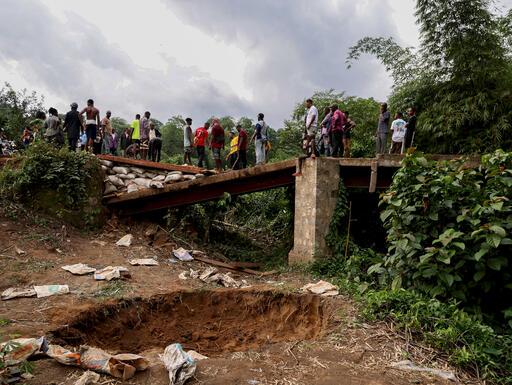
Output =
[
  {"x1": 226, "y1": 128, "x2": 239, "y2": 169},
  {"x1": 64, "y1": 102, "x2": 84, "y2": 152}
]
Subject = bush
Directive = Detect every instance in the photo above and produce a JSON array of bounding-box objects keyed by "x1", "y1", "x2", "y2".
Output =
[
  {"x1": 377, "y1": 150, "x2": 512, "y2": 320},
  {"x1": 0, "y1": 142, "x2": 104, "y2": 227}
]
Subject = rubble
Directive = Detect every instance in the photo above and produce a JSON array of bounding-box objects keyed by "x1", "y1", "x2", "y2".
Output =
[{"x1": 94, "y1": 266, "x2": 130, "y2": 281}]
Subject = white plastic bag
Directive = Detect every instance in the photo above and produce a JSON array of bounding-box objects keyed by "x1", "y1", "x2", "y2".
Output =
[{"x1": 160, "y1": 343, "x2": 196, "y2": 385}]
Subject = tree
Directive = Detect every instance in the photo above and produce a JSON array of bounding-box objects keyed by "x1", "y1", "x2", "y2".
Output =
[
  {"x1": 110, "y1": 117, "x2": 128, "y2": 135},
  {"x1": 347, "y1": 0, "x2": 512, "y2": 154},
  {"x1": 160, "y1": 116, "x2": 185, "y2": 162},
  {"x1": 0, "y1": 83, "x2": 45, "y2": 140}
]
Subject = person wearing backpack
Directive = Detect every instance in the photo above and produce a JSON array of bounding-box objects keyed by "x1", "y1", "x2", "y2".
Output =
[{"x1": 251, "y1": 113, "x2": 267, "y2": 165}]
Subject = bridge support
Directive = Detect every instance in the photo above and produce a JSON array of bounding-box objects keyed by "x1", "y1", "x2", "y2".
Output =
[{"x1": 288, "y1": 157, "x2": 340, "y2": 264}]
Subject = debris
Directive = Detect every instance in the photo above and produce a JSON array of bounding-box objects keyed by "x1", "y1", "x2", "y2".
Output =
[
  {"x1": 160, "y1": 343, "x2": 197, "y2": 385},
  {"x1": 14, "y1": 246, "x2": 26, "y2": 255},
  {"x1": 186, "y1": 350, "x2": 208, "y2": 361},
  {"x1": 129, "y1": 258, "x2": 159, "y2": 266},
  {"x1": 74, "y1": 370, "x2": 100, "y2": 385},
  {"x1": 90, "y1": 240, "x2": 107, "y2": 247},
  {"x1": 301, "y1": 280, "x2": 339, "y2": 296},
  {"x1": 193, "y1": 255, "x2": 276, "y2": 276},
  {"x1": 112, "y1": 166, "x2": 130, "y2": 175},
  {"x1": 199, "y1": 267, "x2": 218, "y2": 281},
  {"x1": 116, "y1": 234, "x2": 133, "y2": 247},
  {"x1": 0, "y1": 337, "x2": 45, "y2": 365},
  {"x1": 45, "y1": 343, "x2": 81, "y2": 365},
  {"x1": 1, "y1": 287, "x2": 36, "y2": 300},
  {"x1": 94, "y1": 266, "x2": 130, "y2": 281},
  {"x1": 145, "y1": 224, "x2": 159, "y2": 238},
  {"x1": 173, "y1": 247, "x2": 194, "y2": 261},
  {"x1": 62, "y1": 263, "x2": 96, "y2": 275},
  {"x1": 390, "y1": 360, "x2": 457, "y2": 381},
  {"x1": 178, "y1": 271, "x2": 188, "y2": 280},
  {"x1": 34, "y1": 285, "x2": 70, "y2": 298},
  {"x1": 79, "y1": 346, "x2": 148, "y2": 380}
]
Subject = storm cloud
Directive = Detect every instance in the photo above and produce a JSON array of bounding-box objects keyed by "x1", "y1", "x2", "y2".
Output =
[{"x1": 0, "y1": 0, "x2": 406, "y2": 127}]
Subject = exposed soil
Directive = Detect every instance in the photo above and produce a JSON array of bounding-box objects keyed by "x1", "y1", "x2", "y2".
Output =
[
  {"x1": 0, "y1": 209, "x2": 478, "y2": 385},
  {"x1": 52, "y1": 290, "x2": 330, "y2": 355}
]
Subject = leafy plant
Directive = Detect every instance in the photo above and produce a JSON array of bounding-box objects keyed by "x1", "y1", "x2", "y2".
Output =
[{"x1": 378, "y1": 150, "x2": 512, "y2": 321}]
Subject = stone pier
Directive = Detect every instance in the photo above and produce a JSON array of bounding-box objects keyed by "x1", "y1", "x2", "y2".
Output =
[{"x1": 288, "y1": 157, "x2": 340, "y2": 264}]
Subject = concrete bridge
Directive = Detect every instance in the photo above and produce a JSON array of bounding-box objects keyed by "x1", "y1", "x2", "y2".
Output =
[{"x1": 103, "y1": 154, "x2": 475, "y2": 264}]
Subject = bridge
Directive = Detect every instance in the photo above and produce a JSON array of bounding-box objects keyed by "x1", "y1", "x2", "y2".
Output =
[{"x1": 102, "y1": 154, "x2": 474, "y2": 264}]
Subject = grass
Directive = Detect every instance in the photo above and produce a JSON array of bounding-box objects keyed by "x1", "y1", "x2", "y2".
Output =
[
  {"x1": 0, "y1": 319, "x2": 11, "y2": 327},
  {"x1": 94, "y1": 281, "x2": 130, "y2": 299}
]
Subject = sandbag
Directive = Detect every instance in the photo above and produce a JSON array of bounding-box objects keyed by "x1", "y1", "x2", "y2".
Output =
[
  {"x1": 165, "y1": 174, "x2": 182, "y2": 183},
  {"x1": 133, "y1": 178, "x2": 151, "y2": 188},
  {"x1": 118, "y1": 173, "x2": 136, "y2": 180},
  {"x1": 150, "y1": 181, "x2": 164, "y2": 189},
  {"x1": 100, "y1": 160, "x2": 114, "y2": 168},
  {"x1": 112, "y1": 166, "x2": 130, "y2": 175},
  {"x1": 107, "y1": 175, "x2": 125, "y2": 187},
  {"x1": 152, "y1": 175, "x2": 166, "y2": 182},
  {"x1": 127, "y1": 184, "x2": 141, "y2": 193},
  {"x1": 130, "y1": 167, "x2": 145, "y2": 174},
  {"x1": 104, "y1": 182, "x2": 118, "y2": 194},
  {"x1": 144, "y1": 172, "x2": 157, "y2": 179}
]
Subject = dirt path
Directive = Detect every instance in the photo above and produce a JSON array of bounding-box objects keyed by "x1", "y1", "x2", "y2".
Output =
[{"x1": 0, "y1": 214, "x2": 472, "y2": 385}]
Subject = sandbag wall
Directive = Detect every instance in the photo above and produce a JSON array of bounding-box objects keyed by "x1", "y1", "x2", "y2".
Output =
[{"x1": 99, "y1": 159, "x2": 205, "y2": 196}]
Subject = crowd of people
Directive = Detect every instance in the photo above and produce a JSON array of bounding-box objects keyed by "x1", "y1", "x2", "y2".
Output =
[{"x1": 14, "y1": 97, "x2": 418, "y2": 169}]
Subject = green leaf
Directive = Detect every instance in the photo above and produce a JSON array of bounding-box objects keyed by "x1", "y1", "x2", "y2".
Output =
[
  {"x1": 490, "y1": 225, "x2": 506, "y2": 237},
  {"x1": 391, "y1": 276, "x2": 402, "y2": 291},
  {"x1": 452, "y1": 242, "x2": 466, "y2": 250},
  {"x1": 474, "y1": 246, "x2": 489, "y2": 261},
  {"x1": 473, "y1": 270, "x2": 485, "y2": 282},
  {"x1": 380, "y1": 210, "x2": 393, "y2": 223},
  {"x1": 488, "y1": 258, "x2": 506, "y2": 271},
  {"x1": 490, "y1": 201, "x2": 504, "y2": 211},
  {"x1": 487, "y1": 234, "x2": 502, "y2": 248}
]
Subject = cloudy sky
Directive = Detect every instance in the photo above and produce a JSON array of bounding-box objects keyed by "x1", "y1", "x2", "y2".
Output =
[{"x1": 0, "y1": 0, "x2": 452, "y2": 127}]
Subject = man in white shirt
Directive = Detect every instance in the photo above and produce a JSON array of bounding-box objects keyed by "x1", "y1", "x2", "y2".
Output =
[
  {"x1": 390, "y1": 112, "x2": 407, "y2": 154},
  {"x1": 183, "y1": 117, "x2": 193, "y2": 165},
  {"x1": 304, "y1": 98, "x2": 318, "y2": 158}
]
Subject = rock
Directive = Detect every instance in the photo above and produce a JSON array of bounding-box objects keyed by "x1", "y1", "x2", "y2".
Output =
[
  {"x1": 165, "y1": 174, "x2": 182, "y2": 183},
  {"x1": 133, "y1": 178, "x2": 151, "y2": 188},
  {"x1": 100, "y1": 159, "x2": 114, "y2": 168},
  {"x1": 104, "y1": 182, "x2": 117, "y2": 194},
  {"x1": 112, "y1": 166, "x2": 130, "y2": 175},
  {"x1": 150, "y1": 181, "x2": 164, "y2": 189},
  {"x1": 107, "y1": 175, "x2": 125, "y2": 187},
  {"x1": 152, "y1": 175, "x2": 166, "y2": 182},
  {"x1": 116, "y1": 234, "x2": 133, "y2": 247}
]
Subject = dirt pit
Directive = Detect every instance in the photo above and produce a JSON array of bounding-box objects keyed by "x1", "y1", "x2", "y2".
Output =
[{"x1": 51, "y1": 289, "x2": 331, "y2": 355}]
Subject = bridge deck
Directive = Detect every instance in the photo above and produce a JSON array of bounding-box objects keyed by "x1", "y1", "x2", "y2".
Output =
[{"x1": 104, "y1": 154, "x2": 478, "y2": 216}]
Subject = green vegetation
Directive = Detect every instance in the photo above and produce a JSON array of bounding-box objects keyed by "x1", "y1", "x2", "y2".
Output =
[
  {"x1": 347, "y1": 0, "x2": 512, "y2": 154},
  {"x1": 0, "y1": 142, "x2": 104, "y2": 227}
]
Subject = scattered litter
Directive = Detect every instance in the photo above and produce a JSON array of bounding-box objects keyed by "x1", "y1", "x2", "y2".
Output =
[
  {"x1": 301, "y1": 280, "x2": 339, "y2": 296},
  {"x1": 160, "y1": 343, "x2": 197, "y2": 385},
  {"x1": 1, "y1": 287, "x2": 36, "y2": 300},
  {"x1": 116, "y1": 234, "x2": 133, "y2": 247},
  {"x1": 186, "y1": 350, "x2": 208, "y2": 361},
  {"x1": 178, "y1": 271, "x2": 188, "y2": 280},
  {"x1": 74, "y1": 370, "x2": 100, "y2": 385},
  {"x1": 94, "y1": 266, "x2": 130, "y2": 281},
  {"x1": 0, "y1": 337, "x2": 45, "y2": 365},
  {"x1": 173, "y1": 247, "x2": 194, "y2": 261},
  {"x1": 45, "y1": 343, "x2": 81, "y2": 365},
  {"x1": 55, "y1": 248, "x2": 63, "y2": 254},
  {"x1": 129, "y1": 258, "x2": 159, "y2": 266},
  {"x1": 199, "y1": 267, "x2": 218, "y2": 281},
  {"x1": 14, "y1": 247, "x2": 25, "y2": 255},
  {"x1": 390, "y1": 360, "x2": 457, "y2": 381},
  {"x1": 90, "y1": 240, "x2": 107, "y2": 247},
  {"x1": 34, "y1": 285, "x2": 70, "y2": 298},
  {"x1": 80, "y1": 346, "x2": 148, "y2": 380},
  {"x1": 62, "y1": 263, "x2": 96, "y2": 275},
  {"x1": 179, "y1": 267, "x2": 250, "y2": 288}
]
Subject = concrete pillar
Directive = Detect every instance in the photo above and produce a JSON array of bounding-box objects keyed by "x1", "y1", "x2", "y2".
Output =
[{"x1": 288, "y1": 157, "x2": 340, "y2": 264}]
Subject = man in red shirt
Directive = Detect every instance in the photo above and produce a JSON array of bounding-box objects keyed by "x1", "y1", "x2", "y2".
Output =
[
  {"x1": 194, "y1": 122, "x2": 209, "y2": 168},
  {"x1": 330, "y1": 104, "x2": 347, "y2": 157},
  {"x1": 236, "y1": 123, "x2": 248, "y2": 169},
  {"x1": 209, "y1": 119, "x2": 225, "y2": 172}
]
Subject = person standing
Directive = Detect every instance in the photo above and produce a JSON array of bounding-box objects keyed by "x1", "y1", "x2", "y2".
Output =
[
  {"x1": 44, "y1": 107, "x2": 64, "y2": 147},
  {"x1": 390, "y1": 112, "x2": 407, "y2": 154},
  {"x1": 101, "y1": 110, "x2": 113, "y2": 154},
  {"x1": 63, "y1": 102, "x2": 83, "y2": 152},
  {"x1": 183, "y1": 117, "x2": 193, "y2": 165},
  {"x1": 120, "y1": 127, "x2": 131, "y2": 156},
  {"x1": 140, "y1": 111, "x2": 151, "y2": 160},
  {"x1": 130, "y1": 114, "x2": 141, "y2": 143},
  {"x1": 304, "y1": 98, "x2": 318, "y2": 158},
  {"x1": 319, "y1": 107, "x2": 332, "y2": 156},
  {"x1": 80, "y1": 99, "x2": 100, "y2": 152},
  {"x1": 148, "y1": 122, "x2": 162, "y2": 162},
  {"x1": 110, "y1": 129, "x2": 119, "y2": 155},
  {"x1": 226, "y1": 129, "x2": 239, "y2": 169},
  {"x1": 404, "y1": 107, "x2": 417, "y2": 150},
  {"x1": 251, "y1": 113, "x2": 268, "y2": 165},
  {"x1": 194, "y1": 122, "x2": 209, "y2": 168},
  {"x1": 342, "y1": 111, "x2": 356, "y2": 158},
  {"x1": 209, "y1": 119, "x2": 225, "y2": 172},
  {"x1": 376, "y1": 103, "x2": 390, "y2": 154},
  {"x1": 330, "y1": 105, "x2": 346, "y2": 157},
  {"x1": 236, "y1": 123, "x2": 248, "y2": 169}
]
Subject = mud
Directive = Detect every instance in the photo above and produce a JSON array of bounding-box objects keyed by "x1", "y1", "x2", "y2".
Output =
[{"x1": 51, "y1": 289, "x2": 331, "y2": 355}]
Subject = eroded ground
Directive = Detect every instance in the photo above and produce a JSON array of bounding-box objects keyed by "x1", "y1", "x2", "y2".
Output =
[{"x1": 0, "y1": 212, "x2": 477, "y2": 385}]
